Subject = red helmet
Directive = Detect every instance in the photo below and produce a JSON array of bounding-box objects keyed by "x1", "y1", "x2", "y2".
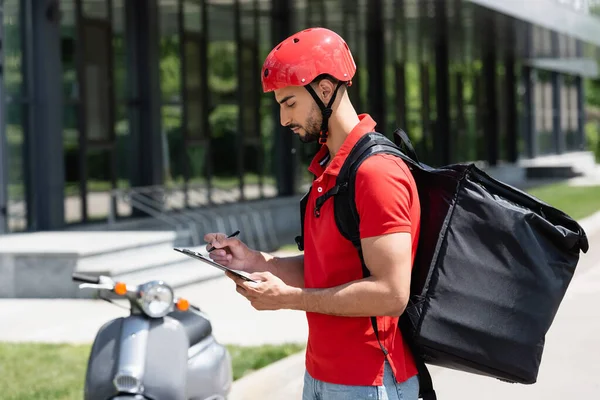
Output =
[{"x1": 261, "y1": 27, "x2": 356, "y2": 93}]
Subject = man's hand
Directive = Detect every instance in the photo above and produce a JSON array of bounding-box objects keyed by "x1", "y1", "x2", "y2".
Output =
[
  {"x1": 225, "y1": 271, "x2": 301, "y2": 311},
  {"x1": 204, "y1": 232, "x2": 260, "y2": 272}
]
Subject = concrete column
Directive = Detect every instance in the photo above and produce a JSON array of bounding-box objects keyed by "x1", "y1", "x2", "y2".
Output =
[
  {"x1": 504, "y1": 21, "x2": 519, "y2": 163},
  {"x1": 366, "y1": 0, "x2": 385, "y2": 131},
  {"x1": 125, "y1": 0, "x2": 164, "y2": 189},
  {"x1": 0, "y1": 127, "x2": 6, "y2": 234},
  {"x1": 481, "y1": 10, "x2": 498, "y2": 166},
  {"x1": 552, "y1": 72, "x2": 564, "y2": 154},
  {"x1": 576, "y1": 40, "x2": 586, "y2": 150},
  {"x1": 0, "y1": 89, "x2": 6, "y2": 233},
  {"x1": 524, "y1": 68, "x2": 538, "y2": 158},
  {"x1": 576, "y1": 76, "x2": 585, "y2": 150},
  {"x1": 0, "y1": 4, "x2": 7, "y2": 234},
  {"x1": 551, "y1": 31, "x2": 565, "y2": 154},
  {"x1": 271, "y1": 0, "x2": 296, "y2": 196},
  {"x1": 23, "y1": 0, "x2": 65, "y2": 230},
  {"x1": 434, "y1": 0, "x2": 451, "y2": 165},
  {"x1": 522, "y1": 23, "x2": 536, "y2": 159}
]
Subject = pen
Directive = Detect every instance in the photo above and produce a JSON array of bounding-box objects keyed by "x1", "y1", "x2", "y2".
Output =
[{"x1": 207, "y1": 230, "x2": 240, "y2": 252}]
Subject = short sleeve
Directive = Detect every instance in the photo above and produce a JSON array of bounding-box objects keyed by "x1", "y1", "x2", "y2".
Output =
[{"x1": 354, "y1": 154, "x2": 415, "y2": 239}]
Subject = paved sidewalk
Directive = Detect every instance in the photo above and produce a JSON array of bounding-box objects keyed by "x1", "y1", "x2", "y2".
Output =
[
  {"x1": 230, "y1": 222, "x2": 600, "y2": 399},
  {"x1": 0, "y1": 211, "x2": 598, "y2": 399},
  {"x1": 0, "y1": 249, "x2": 308, "y2": 346}
]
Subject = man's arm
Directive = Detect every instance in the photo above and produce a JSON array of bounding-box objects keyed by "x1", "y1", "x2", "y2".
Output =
[
  {"x1": 287, "y1": 154, "x2": 416, "y2": 316},
  {"x1": 252, "y1": 252, "x2": 305, "y2": 288},
  {"x1": 286, "y1": 232, "x2": 411, "y2": 316}
]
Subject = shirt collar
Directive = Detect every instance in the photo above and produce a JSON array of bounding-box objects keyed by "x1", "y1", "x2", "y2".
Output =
[{"x1": 308, "y1": 114, "x2": 377, "y2": 177}]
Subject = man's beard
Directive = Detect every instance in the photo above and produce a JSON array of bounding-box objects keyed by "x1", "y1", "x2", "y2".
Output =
[{"x1": 290, "y1": 112, "x2": 322, "y2": 144}]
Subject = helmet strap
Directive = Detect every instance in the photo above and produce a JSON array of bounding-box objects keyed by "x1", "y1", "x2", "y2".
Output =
[{"x1": 304, "y1": 81, "x2": 345, "y2": 144}]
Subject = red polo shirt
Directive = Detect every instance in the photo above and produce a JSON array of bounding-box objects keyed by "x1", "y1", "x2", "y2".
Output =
[{"x1": 303, "y1": 114, "x2": 420, "y2": 386}]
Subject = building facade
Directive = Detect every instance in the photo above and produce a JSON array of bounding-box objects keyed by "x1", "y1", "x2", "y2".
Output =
[{"x1": 0, "y1": 0, "x2": 599, "y2": 234}]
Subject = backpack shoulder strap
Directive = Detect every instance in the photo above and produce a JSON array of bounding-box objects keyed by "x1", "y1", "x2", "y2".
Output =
[
  {"x1": 294, "y1": 186, "x2": 311, "y2": 251},
  {"x1": 332, "y1": 130, "x2": 438, "y2": 400},
  {"x1": 333, "y1": 132, "x2": 406, "y2": 249}
]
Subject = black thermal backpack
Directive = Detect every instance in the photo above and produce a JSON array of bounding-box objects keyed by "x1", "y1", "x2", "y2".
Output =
[{"x1": 295, "y1": 129, "x2": 590, "y2": 400}]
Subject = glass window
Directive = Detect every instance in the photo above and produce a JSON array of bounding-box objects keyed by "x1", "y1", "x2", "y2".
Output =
[
  {"x1": 3, "y1": 0, "x2": 22, "y2": 100},
  {"x1": 569, "y1": 84, "x2": 578, "y2": 131},
  {"x1": 5, "y1": 104, "x2": 27, "y2": 232},
  {"x1": 63, "y1": 105, "x2": 82, "y2": 224},
  {"x1": 543, "y1": 81, "x2": 553, "y2": 133},
  {"x1": 560, "y1": 80, "x2": 569, "y2": 132},
  {"x1": 207, "y1": 0, "x2": 240, "y2": 203},
  {"x1": 534, "y1": 78, "x2": 544, "y2": 138},
  {"x1": 183, "y1": 35, "x2": 204, "y2": 139},
  {"x1": 83, "y1": 0, "x2": 109, "y2": 19},
  {"x1": 4, "y1": 0, "x2": 27, "y2": 231},
  {"x1": 184, "y1": 0, "x2": 202, "y2": 32},
  {"x1": 86, "y1": 148, "x2": 113, "y2": 221},
  {"x1": 257, "y1": 2, "x2": 276, "y2": 199},
  {"x1": 84, "y1": 22, "x2": 112, "y2": 142},
  {"x1": 160, "y1": 0, "x2": 183, "y2": 190},
  {"x1": 113, "y1": 0, "x2": 131, "y2": 218}
]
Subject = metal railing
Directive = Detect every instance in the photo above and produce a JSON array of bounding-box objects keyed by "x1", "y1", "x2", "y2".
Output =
[{"x1": 108, "y1": 183, "x2": 280, "y2": 251}]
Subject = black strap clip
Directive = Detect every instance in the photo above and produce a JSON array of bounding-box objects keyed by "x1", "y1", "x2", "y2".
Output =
[{"x1": 313, "y1": 182, "x2": 347, "y2": 218}]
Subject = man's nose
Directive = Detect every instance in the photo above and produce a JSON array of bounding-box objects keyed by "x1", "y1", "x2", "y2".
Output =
[{"x1": 280, "y1": 110, "x2": 291, "y2": 127}]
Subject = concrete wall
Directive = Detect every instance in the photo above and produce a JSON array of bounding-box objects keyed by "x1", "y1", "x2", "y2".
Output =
[
  {"x1": 67, "y1": 195, "x2": 304, "y2": 252},
  {"x1": 0, "y1": 252, "x2": 79, "y2": 298}
]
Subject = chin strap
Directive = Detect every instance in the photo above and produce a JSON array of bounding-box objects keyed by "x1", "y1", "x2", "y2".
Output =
[{"x1": 305, "y1": 81, "x2": 346, "y2": 144}]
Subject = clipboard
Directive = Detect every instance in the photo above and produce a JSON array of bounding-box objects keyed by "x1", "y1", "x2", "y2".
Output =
[{"x1": 173, "y1": 247, "x2": 259, "y2": 283}]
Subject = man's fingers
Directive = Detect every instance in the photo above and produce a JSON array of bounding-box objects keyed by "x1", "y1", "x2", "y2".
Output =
[
  {"x1": 204, "y1": 233, "x2": 240, "y2": 252},
  {"x1": 249, "y1": 271, "x2": 272, "y2": 281},
  {"x1": 203, "y1": 232, "x2": 224, "y2": 243},
  {"x1": 243, "y1": 280, "x2": 261, "y2": 290},
  {"x1": 208, "y1": 251, "x2": 232, "y2": 262},
  {"x1": 235, "y1": 284, "x2": 248, "y2": 297}
]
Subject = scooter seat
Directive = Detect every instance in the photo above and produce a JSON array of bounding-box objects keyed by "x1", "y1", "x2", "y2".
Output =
[{"x1": 168, "y1": 310, "x2": 212, "y2": 346}]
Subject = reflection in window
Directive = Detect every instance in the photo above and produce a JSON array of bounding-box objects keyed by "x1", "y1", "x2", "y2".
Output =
[
  {"x1": 86, "y1": 148, "x2": 112, "y2": 221},
  {"x1": 5, "y1": 104, "x2": 27, "y2": 232},
  {"x1": 4, "y1": 0, "x2": 27, "y2": 231},
  {"x1": 83, "y1": 0, "x2": 108, "y2": 19},
  {"x1": 207, "y1": 0, "x2": 239, "y2": 202},
  {"x1": 83, "y1": 23, "x2": 112, "y2": 143},
  {"x1": 184, "y1": 35, "x2": 204, "y2": 139},
  {"x1": 184, "y1": 0, "x2": 202, "y2": 32},
  {"x1": 112, "y1": 0, "x2": 131, "y2": 220},
  {"x1": 160, "y1": 0, "x2": 183, "y2": 190}
]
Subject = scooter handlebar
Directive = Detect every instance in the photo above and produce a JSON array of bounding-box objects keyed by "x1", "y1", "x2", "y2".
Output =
[{"x1": 72, "y1": 272, "x2": 101, "y2": 284}]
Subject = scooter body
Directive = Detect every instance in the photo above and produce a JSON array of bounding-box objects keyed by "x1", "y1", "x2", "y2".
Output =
[{"x1": 73, "y1": 273, "x2": 232, "y2": 400}]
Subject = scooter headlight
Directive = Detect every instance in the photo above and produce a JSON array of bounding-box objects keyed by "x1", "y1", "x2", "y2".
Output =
[{"x1": 137, "y1": 281, "x2": 174, "y2": 318}]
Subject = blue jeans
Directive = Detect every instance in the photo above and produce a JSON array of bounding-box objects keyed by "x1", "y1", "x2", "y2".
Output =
[{"x1": 302, "y1": 361, "x2": 420, "y2": 400}]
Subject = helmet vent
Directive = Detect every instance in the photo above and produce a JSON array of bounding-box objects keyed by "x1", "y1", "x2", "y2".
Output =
[
  {"x1": 293, "y1": 38, "x2": 300, "y2": 43},
  {"x1": 276, "y1": 44, "x2": 282, "y2": 50},
  {"x1": 264, "y1": 69, "x2": 269, "y2": 77}
]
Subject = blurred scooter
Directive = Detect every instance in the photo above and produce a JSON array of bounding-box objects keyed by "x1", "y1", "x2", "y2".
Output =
[{"x1": 72, "y1": 272, "x2": 232, "y2": 400}]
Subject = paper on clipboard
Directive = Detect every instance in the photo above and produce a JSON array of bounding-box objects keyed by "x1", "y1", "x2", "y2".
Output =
[{"x1": 173, "y1": 247, "x2": 259, "y2": 283}]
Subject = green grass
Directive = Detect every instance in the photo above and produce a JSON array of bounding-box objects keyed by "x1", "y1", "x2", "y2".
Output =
[
  {"x1": 526, "y1": 183, "x2": 600, "y2": 221},
  {"x1": 0, "y1": 342, "x2": 305, "y2": 400},
  {"x1": 226, "y1": 343, "x2": 305, "y2": 379},
  {"x1": 276, "y1": 243, "x2": 302, "y2": 253}
]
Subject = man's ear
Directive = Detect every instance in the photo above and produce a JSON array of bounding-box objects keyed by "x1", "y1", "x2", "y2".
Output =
[{"x1": 316, "y1": 79, "x2": 336, "y2": 103}]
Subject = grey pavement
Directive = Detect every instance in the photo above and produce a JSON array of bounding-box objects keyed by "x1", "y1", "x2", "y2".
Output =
[
  {"x1": 229, "y1": 211, "x2": 600, "y2": 400},
  {"x1": 0, "y1": 248, "x2": 308, "y2": 346},
  {"x1": 0, "y1": 212, "x2": 598, "y2": 399}
]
